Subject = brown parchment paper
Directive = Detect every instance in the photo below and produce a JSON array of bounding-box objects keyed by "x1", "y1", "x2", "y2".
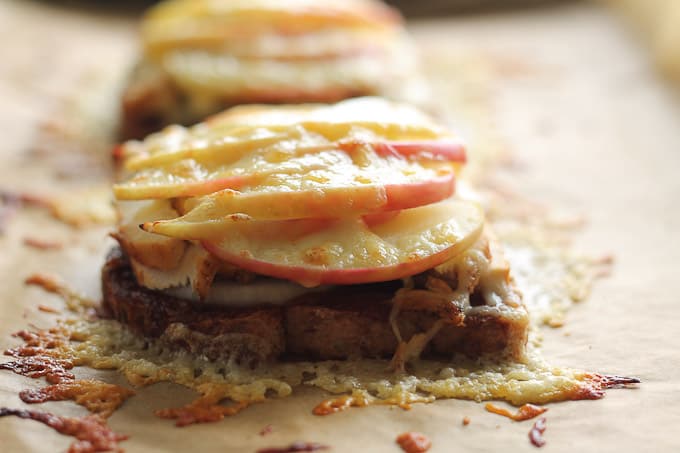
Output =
[{"x1": 1, "y1": 1, "x2": 679, "y2": 451}]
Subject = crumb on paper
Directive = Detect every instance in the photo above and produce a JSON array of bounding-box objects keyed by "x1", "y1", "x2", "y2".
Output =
[
  {"x1": 529, "y1": 417, "x2": 547, "y2": 448},
  {"x1": 396, "y1": 432, "x2": 431, "y2": 453},
  {"x1": 462, "y1": 416, "x2": 471, "y2": 426}
]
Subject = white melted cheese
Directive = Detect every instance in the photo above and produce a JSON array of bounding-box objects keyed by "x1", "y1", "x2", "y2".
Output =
[
  {"x1": 164, "y1": 51, "x2": 389, "y2": 96},
  {"x1": 164, "y1": 278, "x2": 332, "y2": 307}
]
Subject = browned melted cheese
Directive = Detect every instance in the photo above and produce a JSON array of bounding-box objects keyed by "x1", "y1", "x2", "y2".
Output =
[
  {"x1": 484, "y1": 403, "x2": 548, "y2": 421},
  {"x1": 312, "y1": 394, "x2": 370, "y2": 416},
  {"x1": 396, "y1": 432, "x2": 431, "y2": 453},
  {"x1": 20, "y1": 380, "x2": 135, "y2": 418},
  {"x1": 0, "y1": 355, "x2": 74, "y2": 384},
  {"x1": 0, "y1": 314, "x2": 133, "y2": 450},
  {"x1": 155, "y1": 395, "x2": 250, "y2": 427},
  {"x1": 0, "y1": 409, "x2": 127, "y2": 453},
  {"x1": 2, "y1": 307, "x2": 639, "y2": 427}
]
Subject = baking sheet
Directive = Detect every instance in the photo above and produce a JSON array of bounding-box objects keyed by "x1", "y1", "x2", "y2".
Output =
[{"x1": 1, "y1": 0, "x2": 679, "y2": 451}]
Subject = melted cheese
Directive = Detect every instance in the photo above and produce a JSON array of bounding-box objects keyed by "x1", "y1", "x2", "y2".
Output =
[
  {"x1": 55, "y1": 316, "x2": 612, "y2": 411},
  {"x1": 163, "y1": 50, "x2": 392, "y2": 98},
  {"x1": 165, "y1": 278, "x2": 331, "y2": 307},
  {"x1": 388, "y1": 234, "x2": 527, "y2": 370},
  {"x1": 118, "y1": 98, "x2": 446, "y2": 171}
]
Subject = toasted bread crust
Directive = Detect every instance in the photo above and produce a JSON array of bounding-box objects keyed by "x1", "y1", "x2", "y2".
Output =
[{"x1": 102, "y1": 247, "x2": 526, "y2": 363}]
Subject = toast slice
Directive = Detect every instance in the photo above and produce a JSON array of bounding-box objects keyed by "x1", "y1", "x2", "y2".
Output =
[{"x1": 102, "y1": 246, "x2": 528, "y2": 364}]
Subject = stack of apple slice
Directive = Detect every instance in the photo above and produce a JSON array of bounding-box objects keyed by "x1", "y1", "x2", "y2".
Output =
[{"x1": 114, "y1": 99, "x2": 485, "y2": 288}]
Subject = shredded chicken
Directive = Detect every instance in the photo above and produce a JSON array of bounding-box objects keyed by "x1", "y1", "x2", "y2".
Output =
[
  {"x1": 388, "y1": 234, "x2": 507, "y2": 370},
  {"x1": 130, "y1": 244, "x2": 219, "y2": 299}
]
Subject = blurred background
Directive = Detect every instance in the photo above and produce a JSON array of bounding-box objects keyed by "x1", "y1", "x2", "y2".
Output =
[
  {"x1": 3, "y1": 0, "x2": 679, "y2": 114},
  {"x1": 38, "y1": 0, "x2": 578, "y2": 16},
  {"x1": 24, "y1": 0, "x2": 680, "y2": 85}
]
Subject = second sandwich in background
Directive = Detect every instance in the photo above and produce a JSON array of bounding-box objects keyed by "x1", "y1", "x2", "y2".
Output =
[{"x1": 121, "y1": 0, "x2": 427, "y2": 139}]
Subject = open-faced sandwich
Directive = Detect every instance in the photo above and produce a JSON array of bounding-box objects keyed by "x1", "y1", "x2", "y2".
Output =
[
  {"x1": 107, "y1": 98, "x2": 529, "y2": 370},
  {"x1": 121, "y1": 0, "x2": 424, "y2": 139}
]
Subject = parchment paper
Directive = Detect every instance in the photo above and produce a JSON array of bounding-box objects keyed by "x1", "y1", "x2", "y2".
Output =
[{"x1": 1, "y1": 1, "x2": 679, "y2": 451}]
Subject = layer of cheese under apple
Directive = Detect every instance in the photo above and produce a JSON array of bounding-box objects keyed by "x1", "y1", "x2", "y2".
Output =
[{"x1": 161, "y1": 46, "x2": 414, "y2": 98}]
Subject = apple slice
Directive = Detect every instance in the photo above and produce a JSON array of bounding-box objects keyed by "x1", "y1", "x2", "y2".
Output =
[
  {"x1": 115, "y1": 174, "x2": 253, "y2": 200},
  {"x1": 114, "y1": 140, "x2": 339, "y2": 200},
  {"x1": 141, "y1": 169, "x2": 455, "y2": 239},
  {"x1": 114, "y1": 145, "x2": 458, "y2": 201},
  {"x1": 123, "y1": 129, "x2": 286, "y2": 171},
  {"x1": 204, "y1": 97, "x2": 444, "y2": 140},
  {"x1": 119, "y1": 98, "x2": 447, "y2": 171},
  {"x1": 201, "y1": 199, "x2": 484, "y2": 287}
]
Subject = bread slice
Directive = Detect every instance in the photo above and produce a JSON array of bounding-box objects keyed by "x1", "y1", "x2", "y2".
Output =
[{"x1": 101, "y1": 246, "x2": 528, "y2": 364}]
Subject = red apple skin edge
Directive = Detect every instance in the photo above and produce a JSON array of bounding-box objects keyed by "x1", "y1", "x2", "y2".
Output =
[
  {"x1": 201, "y1": 226, "x2": 481, "y2": 288},
  {"x1": 188, "y1": 172, "x2": 456, "y2": 214},
  {"x1": 339, "y1": 140, "x2": 467, "y2": 163},
  {"x1": 383, "y1": 173, "x2": 455, "y2": 212}
]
